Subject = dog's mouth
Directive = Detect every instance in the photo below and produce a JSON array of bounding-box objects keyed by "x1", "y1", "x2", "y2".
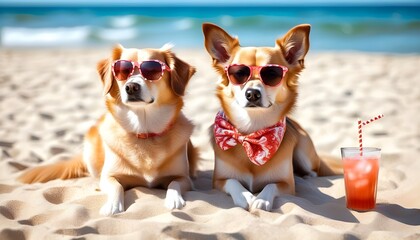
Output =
[
  {"x1": 126, "y1": 97, "x2": 155, "y2": 105},
  {"x1": 244, "y1": 102, "x2": 272, "y2": 108},
  {"x1": 245, "y1": 102, "x2": 260, "y2": 108}
]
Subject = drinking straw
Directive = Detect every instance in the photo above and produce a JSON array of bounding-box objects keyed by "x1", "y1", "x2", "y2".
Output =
[
  {"x1": 362, "y1": 114, "x2": 384, "y2": 126},
  {"x1": 358, "y1": 119, "x2": 363, "y2": 156},
  {"x1": 358, "y1": 114, "x2": 384, "y2": 156}
]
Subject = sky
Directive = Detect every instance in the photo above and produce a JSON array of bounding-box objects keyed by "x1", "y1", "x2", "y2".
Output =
[{"x1": 1, "y1": 0, "x2": 420, "y2": 6}]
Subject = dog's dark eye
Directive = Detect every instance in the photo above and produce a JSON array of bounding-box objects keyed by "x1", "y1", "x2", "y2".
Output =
[
  {"x1": 140, "y1": 61, "x2": 163, "y2": 80},
  {"x1": 120, "y1": 68, "x2": 131, "y2": 74},
  {"x1": 114, "y1": 60, "x2": 134, "y2": 81},
  {"x1": 261, "y1": 67, "x2": 281, "y2": 77},
  {"x1": 234, "y1": 70, "x2": 249, "y2": 78},
  {"x1": 228, "y1": 65, "x2": 251, "y2": 84},
  {"x1": 260, "y1": 66, "x2": 283, "y2": 86}
]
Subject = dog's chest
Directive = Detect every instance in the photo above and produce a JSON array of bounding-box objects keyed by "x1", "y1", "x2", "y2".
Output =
[
  {"x1": 107, "y1": 140, "x2": 186, "y2": 188},
  {"x1": 214, "y1": 138, "x2": 294, "y2": 192},
  {"x1": 121, "y1": 139, "x2": 170, "y2": 170}
]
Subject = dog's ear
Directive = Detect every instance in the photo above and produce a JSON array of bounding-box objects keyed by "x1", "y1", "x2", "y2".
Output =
[
  {"x1": 202, "y1": 23, "x2": 239, "y2": 66},
  {"x1": 165, "y1": 51, "x2": 196, "y2": 97},
  {"x1": 276, "y1": 24, "x2": 310, "y2": 67},
  {"x1": 97, "y1": 58, "x2": 112, "y2": 96},
  {"x1": 97, "y1": 44, "x2": 123, "y2": 96}
]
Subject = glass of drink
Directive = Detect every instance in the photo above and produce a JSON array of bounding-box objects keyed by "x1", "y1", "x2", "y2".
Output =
[{"x1": 341, "y1": 147, "x2": 381, "y2": 211}]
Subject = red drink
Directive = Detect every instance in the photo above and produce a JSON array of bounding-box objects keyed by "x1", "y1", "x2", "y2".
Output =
[{"x1": 341, "y1": 147, "x2": 381, "y2": 211}]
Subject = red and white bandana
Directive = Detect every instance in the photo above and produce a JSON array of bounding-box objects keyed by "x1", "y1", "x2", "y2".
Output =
[{"x1": 213, "y1": 111, "x2": 286, "y2": 166}]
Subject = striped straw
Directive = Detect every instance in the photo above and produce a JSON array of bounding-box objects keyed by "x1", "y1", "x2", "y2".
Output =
[
  {"x1": 358, "y1": 119, "x2": 363, "y2": 156},
  {"x1": 358, "y1": 114, "x2": 384, "y2": 156},
  {"x1": 362, "y1": 114, "x2": 384, "y2": 126}
]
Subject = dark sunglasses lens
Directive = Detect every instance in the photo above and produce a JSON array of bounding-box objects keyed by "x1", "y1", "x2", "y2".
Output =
[
  {"x1": 114, "y1": 60, "x2": 134, "y2": 80},
  {"x1": 140, "y1": 61, "x2": 163, "y2": 80},
  {"x1": 228, "y1": 65, "x2": 251, "y2": 85},
  {"x1": 260, "y1": 66, "x2": 283, "y2": 86}
]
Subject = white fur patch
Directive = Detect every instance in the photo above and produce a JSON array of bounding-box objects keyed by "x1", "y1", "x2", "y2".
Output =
[
  {"x1": 113, "y1": 102, "x2": 175, "y2": 135},
  {"x1": 165, "y1": 189, "x2": 186, "y2": 210},
  {"x1": 161, "y1": 42, "x2": 174, "y2": 51},
  {"x1": 251, "y1": 183, "x2": 278, "y2": 211},
  {"x1": 228, "y1": 100, "x2": 285, "y2": 134},
  {"x1": 100, "y1": 192, "x2": 124, "y2": 216},
  {"x1": 165, "y1": 181, "x2": 186, "y2": 210},
  {"x1": 224, "y1": 179, "x2": 255, "y2": 210}
]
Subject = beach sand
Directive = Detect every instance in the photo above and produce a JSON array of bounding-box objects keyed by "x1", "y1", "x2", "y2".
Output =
[{"x1": 0, "y1": 48, "x2": 419, "y2": 239}]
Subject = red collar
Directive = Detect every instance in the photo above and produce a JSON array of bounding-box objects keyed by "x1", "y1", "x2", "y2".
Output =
[
  {"x1": 214, "y1": 111, "x2": 286, "y2": 166},
  {"x1": 136, "y1": 122, "x2": 174, "y2": 139}
]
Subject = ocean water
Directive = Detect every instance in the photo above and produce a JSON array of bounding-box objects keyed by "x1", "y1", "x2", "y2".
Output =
[{"x1": 0, "y1": 6, "x2": 419, "y2": 53}]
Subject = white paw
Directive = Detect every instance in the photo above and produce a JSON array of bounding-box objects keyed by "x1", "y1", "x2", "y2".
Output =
[
  {"x1": 251, "y1": 198, "x2": 272, "y2": 211},
  {"x1": 232, "y1": 191, "x2": 256, "y2": 210},
  {"x1": 100, "y1": 199, "x2": 124, "y2": 216},
  {"x1": 251, "y1": 184, "x2": 278, "y2": 211},
  {"x1": 165, "y1": 188, "x2": 186, "y2": 210}
]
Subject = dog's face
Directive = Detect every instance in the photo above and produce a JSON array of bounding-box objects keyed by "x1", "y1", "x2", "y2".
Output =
[
  {"x1": 203, "y1": 23, "x2": 310, "y2": 133},
  {"x1": 97, "y1": 44, "x2": 195, "y2": 110},
  {"x1": 96, "y1": 45, "x2": 195, "y2": 134}
]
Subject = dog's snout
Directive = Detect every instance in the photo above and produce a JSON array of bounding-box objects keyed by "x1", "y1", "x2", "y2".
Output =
[
  {"x1": 125, "y1": 82, "x2": 141, "y2": 95},
  {"x1": 245, "y1": 89, "x2": 262, "y2": 103}
]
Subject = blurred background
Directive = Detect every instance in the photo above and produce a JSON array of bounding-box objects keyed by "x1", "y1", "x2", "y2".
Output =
[{"x1": 1, "y1": 0, "x2": 419, "y2": 53}]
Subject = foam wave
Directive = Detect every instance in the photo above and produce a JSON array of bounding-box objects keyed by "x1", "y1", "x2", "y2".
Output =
[
  {"x1": 109, "y1": 15, "x2": 137, "y2": 28},
  {"x1": 173, "y1": 18, "x2": 194, "y2": 31},
  {"x1": 96, "y1": 28, "x2": 138, "y2": 41},
  {"x1": 1, "y1": 26, "x2": 91, "y2": 46},
  {"x1": 220, "y1": 15, "x2": 234, "y2": 27},
  {"x1": 1, "y1": 6, "x2": 419, "y2": 52}
]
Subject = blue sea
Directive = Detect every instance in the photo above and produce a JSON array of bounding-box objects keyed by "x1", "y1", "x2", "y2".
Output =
[{"x1": 1, "y1": 6, "x2": 419, "y2": 53}]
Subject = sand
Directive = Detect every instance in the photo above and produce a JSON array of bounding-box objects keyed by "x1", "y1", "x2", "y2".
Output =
[{"x1": 0, "y1": 48, "x2": 419, "y2": 240}]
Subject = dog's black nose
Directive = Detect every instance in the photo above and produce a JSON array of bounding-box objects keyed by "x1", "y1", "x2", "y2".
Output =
[
  {"x1": 125, "y1": 82, "x2": 141, "y2": 95},
  {"x1": 245, "y1": 89, "x2": 262, "y2": 103}
]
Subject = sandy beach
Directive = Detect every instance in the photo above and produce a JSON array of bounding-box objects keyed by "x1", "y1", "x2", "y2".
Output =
[{"x1": 0, "y1": 48, "x2": 419, "y2": 239}]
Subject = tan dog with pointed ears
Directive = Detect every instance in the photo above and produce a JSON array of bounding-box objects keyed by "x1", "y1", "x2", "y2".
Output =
[
  {"x1": 202, "y1": 23, "x2": 341, "y2": 211},
  {"x1": 19, "y1": 44, "x2": 198, "y2": 215}
]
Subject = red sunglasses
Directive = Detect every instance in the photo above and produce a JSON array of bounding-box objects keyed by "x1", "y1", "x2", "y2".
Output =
[
  {"x1": 112, "y1": 60, "x2": 171, "y2": 81},
  {"x1": 225, "y1": 64, "x2": 288, "y2": 87}
]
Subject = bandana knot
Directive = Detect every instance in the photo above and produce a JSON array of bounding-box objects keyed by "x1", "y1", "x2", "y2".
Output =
[{"x1": 213, "y1": 111, "x2": 286, "y2": 166}]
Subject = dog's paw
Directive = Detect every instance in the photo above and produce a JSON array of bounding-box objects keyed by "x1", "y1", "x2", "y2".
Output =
[
  {"x1": 232, "y1": 191, "x2": 256, "y2": 210},
  {"x1": 250, "y1": 184, "x2": 278, "y2": 211},
  {"x1": 251, "y1": 198, "x2": 273, "y2": 211},
  {"x1": 165, "y1": 188, "x2": 186, "y2": 210},
  {"x1": 100, "y1": 199, "x2": 124, "y2": 216}
]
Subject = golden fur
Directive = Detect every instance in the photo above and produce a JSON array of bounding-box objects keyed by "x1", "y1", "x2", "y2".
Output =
[
  {"x1": 19, "y1": 45, "x2": 197, "y2": 215},
  {"x1": 203, "y1": 23, "x2": 341, "y2": 211}
]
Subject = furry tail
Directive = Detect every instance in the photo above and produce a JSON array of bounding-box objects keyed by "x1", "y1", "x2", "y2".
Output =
[
  {"x1": 18, "y1": 155, "x2": 87, "y2": 184},
  {"x1": 318, "y1": 154, "x2": 343, "y2": 176}
]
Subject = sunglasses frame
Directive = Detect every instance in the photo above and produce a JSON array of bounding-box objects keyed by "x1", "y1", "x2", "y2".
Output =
[
  {"x1": 225, "y1": 64, "x2": 289, "y2": 87},
  {"x1": 112, "y1": 59, "x2": 171, "y2": 81}
]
